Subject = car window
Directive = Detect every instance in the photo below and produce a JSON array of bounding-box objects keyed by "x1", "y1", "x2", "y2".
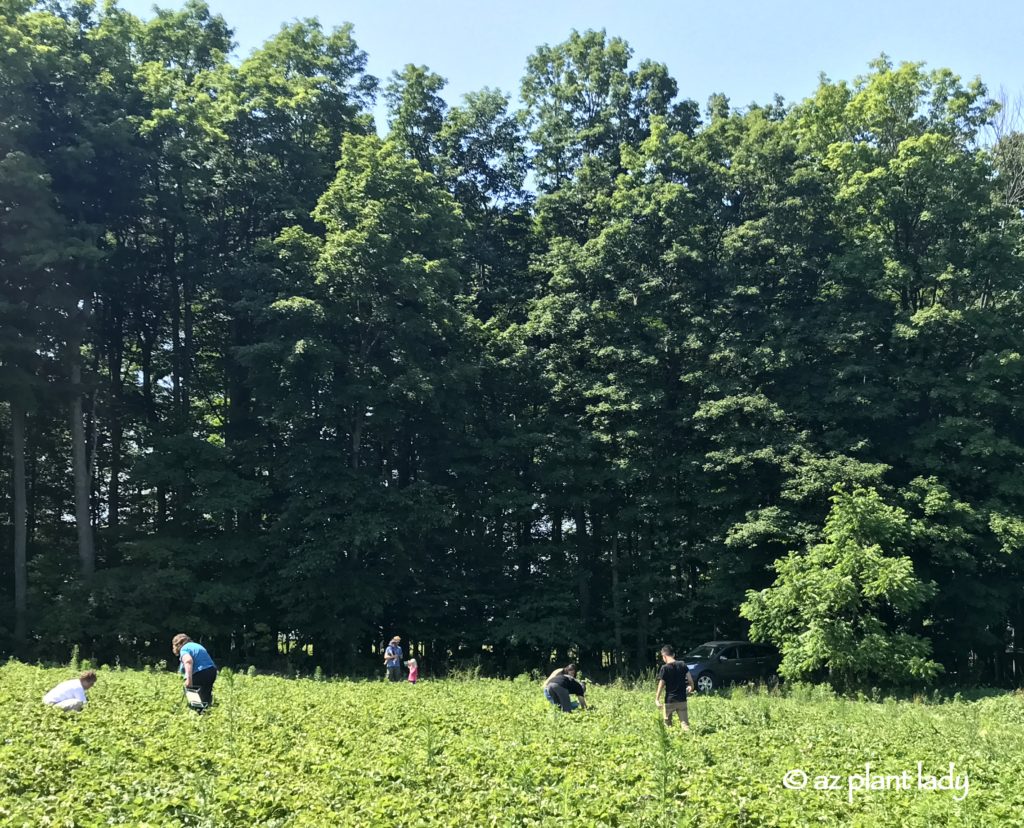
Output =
[
  {"x1": 686, "y1": 645, "x2": 718, "y2": 659},
  {"x1": 719, "y1": 646, "x2": 738, "y2": 660},
  {"x1": 736, "y1": 645, "x2": 757, "y2": 659}
]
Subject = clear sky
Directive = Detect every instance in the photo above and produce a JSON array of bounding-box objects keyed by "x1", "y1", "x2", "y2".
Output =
[{"x1": 119, "y1": 0, "x2": 1024, "y2": 126}]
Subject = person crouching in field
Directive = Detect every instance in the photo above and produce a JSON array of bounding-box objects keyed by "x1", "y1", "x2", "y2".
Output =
[
  {"x1": 42, "y1": 670, "x2": 97, "y2": 712},
  {"x1": 655, "y1": 645, "x2": 694, "y2": 732},
  {"x1": 172, "y1": 634, "x2": 218, "y2": 709},
  {"x1": 543, "y1": 663, "x2": 587, "y2": 713}
]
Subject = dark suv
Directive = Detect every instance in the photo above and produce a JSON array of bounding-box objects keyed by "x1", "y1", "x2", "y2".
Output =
[{"x1": 684, "y1": 640, "x2": 781, "y2": 692}]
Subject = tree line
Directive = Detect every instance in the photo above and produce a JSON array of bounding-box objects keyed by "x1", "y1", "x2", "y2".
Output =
[{"x1": 2, "y1": 0, "x2": 1023, "y2": 684}]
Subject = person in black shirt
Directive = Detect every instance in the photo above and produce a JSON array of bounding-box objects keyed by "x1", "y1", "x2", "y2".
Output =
[
  {"x1": 655, "y1": 645, "x2": 695, "y2": 731},
  {"x1": 543, "y1": 663, "x2": 588, "y2": 713}
]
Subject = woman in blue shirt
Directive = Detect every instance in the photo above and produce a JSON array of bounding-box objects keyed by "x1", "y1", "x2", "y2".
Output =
[{"x1": 172, "y1": 633, "x2": 218, "y2": 709}]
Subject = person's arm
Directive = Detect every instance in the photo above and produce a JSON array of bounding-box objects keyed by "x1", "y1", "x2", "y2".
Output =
[
  {"x1": 181, "y1": 652, "x2": 194, "y2": 686},
  {"x1": 655, "y1": 678, "x2": 666, "y2": 706},
  {"x1": 571, "y1": 678, "x2": 587, "y2": 708},
  {"x1": 686, "y1": 673, "x2": 696, "y2": 694}
]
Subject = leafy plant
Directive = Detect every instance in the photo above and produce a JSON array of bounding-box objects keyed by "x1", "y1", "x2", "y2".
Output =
[
  {"x1": 742, "y1": 487, "x2": 943, "y2": 690},
  {"x1": 2, "y1": 661, "x2": 1018, "y2": 826}
]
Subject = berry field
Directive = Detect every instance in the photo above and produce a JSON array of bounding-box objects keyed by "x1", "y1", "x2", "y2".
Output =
[{"x1": 1, "y1": 662, "x2": 1022, "y2": 826}]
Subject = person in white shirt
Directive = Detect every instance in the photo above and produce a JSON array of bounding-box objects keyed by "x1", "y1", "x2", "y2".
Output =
[{"x1": 42, "y1": 670, "x2": 97, "y2": 712}]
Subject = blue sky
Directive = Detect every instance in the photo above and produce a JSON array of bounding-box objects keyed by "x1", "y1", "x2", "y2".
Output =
[{"x1": 120, "y1": 0, "x2": 1023, "y2": 126}]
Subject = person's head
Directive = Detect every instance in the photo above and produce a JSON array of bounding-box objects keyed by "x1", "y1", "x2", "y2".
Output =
[
  {"x1": 563, "y1": 663, "x2": 577, "y2": 677},
  {"x1": 390, "y1": 636, "x2": 401, "y2": 645},
  {"x1": 405, "y1": 659, "x2": 417, "y2": 669},
  {"x1": 79, "y1": 670, "x2": 97, "y2": 690},
  {"x1": 660, "y1": 645, "x2": 675, "y2": 662},
  {"x1": 172, "y1": 633, "x2": 191, "y2": 655}
]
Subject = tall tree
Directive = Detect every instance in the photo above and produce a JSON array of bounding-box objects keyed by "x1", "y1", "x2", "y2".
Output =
[
  {"x1": 247, "y1": 132, "x2": 467, "y2": 668},
  {"x1": 385, "y1": 64, "x2": 448, "y2": 174}
]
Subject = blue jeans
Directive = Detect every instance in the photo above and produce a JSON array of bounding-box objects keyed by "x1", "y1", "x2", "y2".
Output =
[{"x1": 544, "y1": 686, "x2": 579, "y2": 712}]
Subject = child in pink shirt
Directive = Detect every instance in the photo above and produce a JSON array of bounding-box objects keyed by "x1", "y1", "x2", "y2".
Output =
[{"x1": 405, "y1": 659, "x2": 419, "y2": 684}]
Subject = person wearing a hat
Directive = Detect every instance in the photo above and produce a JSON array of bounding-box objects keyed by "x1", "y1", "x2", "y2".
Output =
[{"x1": 384, "y1": 636, "x2": 404, "y2": 682}]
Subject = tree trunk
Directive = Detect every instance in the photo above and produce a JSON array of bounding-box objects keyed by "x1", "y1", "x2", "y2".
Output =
[
  {"x1": 181, "y1": 248, "x2": 193, "y2": 425},
  {"x1": 166, "y1": 232, "x2": 183, "y2": 420},
  {"x1": 397, "y1": 422, "x2": 412, "y2": 487},
  {"x1": 517, "y1": 518, "x2": 532, "y2": 585},
  {"x1": 26, "y1": 429, "x2": 37, "y2": 540},
  {"x1": 140, "y1": 328, "x2": 155, "y2": 421},
  {"x1": 351, "y1": 413, "x2": 363, "y2": 470},
  {"x1": 109, "y1": 418, "x2": 122, "y2": 530},
  {"x1": 225, "y1": 316, "x2": 254, "y2": 454},
  {"x1": 166, "y1": 260, "x2": 185, "y2": 522},
  {"x1": 107, "y1": 315, "x2": 124, "y2": 531},
  {"x1": 634, "y1": 530, "x2": 650, "y2": 669},
  {"x1": 87, "y1": 381, "x2": 99, "y2": 530},
  {"x1": 12, "y1": 401, "x2": 28, "y2": 643},
  {"x1": 610, "y1": 532, "x2": 623, "y2": 672},
  {"x1": 139, "y1": 327, "x2": 162, "y2": 527},
  {"x1": 574, "y1": 505, "x2": 591, "y2": 654},
  {"x1": 70, "y1": 309, "x2": 95, "y2": 577}
]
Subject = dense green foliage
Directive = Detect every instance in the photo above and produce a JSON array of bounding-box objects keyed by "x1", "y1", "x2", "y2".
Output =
[
  {"x1": 2, "y1": 0, "x2": 1024, "y2": 684},
  {"x1": 2, "y1": 662, "x2": 1022, "y2": 826},
  {"x1": 741, "y1": 487, "x2": 942, "y2": 689}
]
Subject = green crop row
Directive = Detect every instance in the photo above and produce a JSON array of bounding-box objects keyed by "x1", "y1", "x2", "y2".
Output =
[{"x1": 1, "y1": 662, "x2": 1022, "y2": 826}]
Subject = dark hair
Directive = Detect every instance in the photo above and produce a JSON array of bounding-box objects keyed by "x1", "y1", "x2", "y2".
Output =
[
  {"x1": 564, "y1": 663, "x2": 577, "y2": 675},
  {"x1": 660, "y1": 645, "x2": 674, "y2": 657},
  {"x1": 80, "y1": 670, "x2": 97, "y2": 685}
]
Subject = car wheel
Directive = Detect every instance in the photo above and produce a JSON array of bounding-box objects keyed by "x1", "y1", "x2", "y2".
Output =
[{"x1": 695, "y1": 673, "x2": 716, "y2": 693}]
